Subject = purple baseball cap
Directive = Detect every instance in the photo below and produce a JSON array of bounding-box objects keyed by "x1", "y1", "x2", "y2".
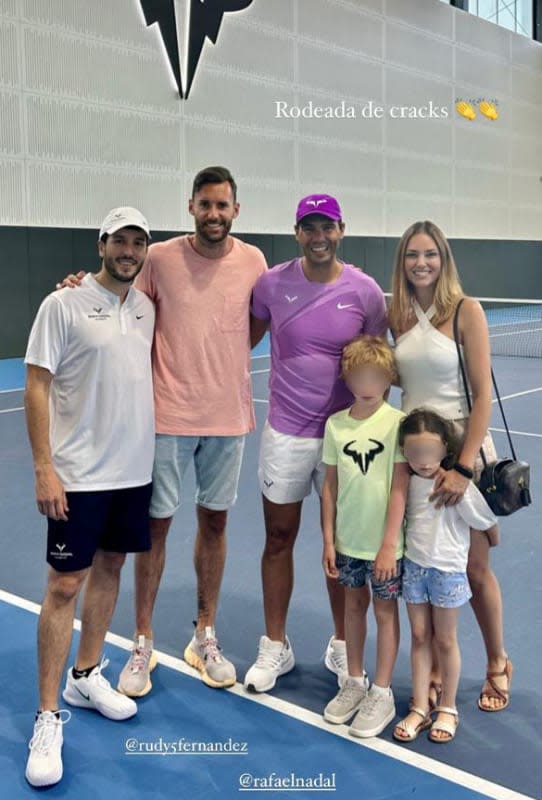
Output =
[{"x1": 295, "y1": 194, "x2": 342, "y2": 223}]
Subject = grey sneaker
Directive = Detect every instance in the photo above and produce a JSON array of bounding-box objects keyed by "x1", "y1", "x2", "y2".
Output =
[
  {"x1": 118, "y1": 636, "x2": 158, "y2": 697},
  {"x1": 349, "y1": 685, "x2": 396, "y2": 738},
  {"x1": 184, "y1": 626, "x2": 236, "y2": 688},
  {"x1": 324, "y1": 677, "x2": 368, "y2": 724}
]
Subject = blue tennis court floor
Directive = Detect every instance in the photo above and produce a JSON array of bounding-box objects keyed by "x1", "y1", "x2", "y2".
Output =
[{"x1": 1, "y1": 348, "x2": 540, "y2": 799}]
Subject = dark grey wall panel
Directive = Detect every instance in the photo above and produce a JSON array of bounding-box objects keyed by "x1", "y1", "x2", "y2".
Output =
[
  {"x1": 1, "y1": 226, "x2": 541, "y2": 358},
  {"x1": 28, "y1": 228, "x2": 73, "y2": 318},
  {"x1": 0, "y1": 227, "x2": 30, "y2": 359}
]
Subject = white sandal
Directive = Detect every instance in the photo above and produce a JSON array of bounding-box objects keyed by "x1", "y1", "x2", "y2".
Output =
[
  {"x1": 429, "y1": 706, "x2": 459, "y2": 743},
  {"x1": 393, "y1": 706, "x2": 432, "y2": 742}
]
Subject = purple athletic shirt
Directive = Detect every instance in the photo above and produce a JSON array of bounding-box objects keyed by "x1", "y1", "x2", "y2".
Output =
[{"x1": 251, "y1": 258, "x2": 387, "y2": 437}]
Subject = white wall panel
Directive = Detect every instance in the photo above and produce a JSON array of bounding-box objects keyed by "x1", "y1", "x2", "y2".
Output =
[
  {"x1": 27, "y1": 163, "x2": 184, "y2": 229},
  {"x1": 0, "y1": 90, "x2": 21, "y2": 155},
  {"x1": 0, "y1": 19, "x2": 19, "y2": 87},
  {"x1": 386, "y1": 22, "x2": 453, "y2": 79},
  {"x1": 26, "y1": 96, "x2": 181, "y2": 169},
  {"x1": 0, "y1": 159, "x2": 24, "y2": 222},
  {"x1": 297, "y1": 0, "x2": 384, "y2": 61}
]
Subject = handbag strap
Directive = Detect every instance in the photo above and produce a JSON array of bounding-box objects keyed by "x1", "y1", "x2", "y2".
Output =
[{"x1": 452, "y1": 298, "x2": 518, "y2": 462}]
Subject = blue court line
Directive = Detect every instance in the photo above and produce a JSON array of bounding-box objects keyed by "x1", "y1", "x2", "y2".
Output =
[{"x1": 1, "y1": 592, "x2": 534, "y2": 800}]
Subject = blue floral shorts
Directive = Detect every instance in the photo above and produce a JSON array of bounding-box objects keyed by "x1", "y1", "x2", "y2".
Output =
[{"x1": 335, "y1": 552, "x2": 402, "y2": 599}]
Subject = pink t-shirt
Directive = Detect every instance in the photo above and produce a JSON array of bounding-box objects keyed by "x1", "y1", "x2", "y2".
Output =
[
  {"x1": 251, "y1": 259, "x2": 387, "y2": 438},
  {"x1": 135, "y1": 235, "x2": 267, "y2": 435}
]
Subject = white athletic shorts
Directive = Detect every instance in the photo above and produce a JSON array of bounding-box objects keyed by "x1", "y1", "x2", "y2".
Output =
[{"x1": 258, "y1": 421, "x2": 325, "y2": 504}]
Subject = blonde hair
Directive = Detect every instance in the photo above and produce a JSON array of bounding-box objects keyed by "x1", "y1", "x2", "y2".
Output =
[
  {"x1": 341, "y1": 335, "x2": 398, "y2": 384},
  {"x1": 388, "y1": 220, "x2": 464, "y2": 335}
]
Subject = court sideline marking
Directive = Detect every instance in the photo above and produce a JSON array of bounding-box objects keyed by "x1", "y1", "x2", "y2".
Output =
[{"x1": 0, "y1": 588, "x2": 534, "y2": 800}]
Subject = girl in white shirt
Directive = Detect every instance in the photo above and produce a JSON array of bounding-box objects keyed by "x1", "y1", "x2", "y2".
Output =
[{"x1": 393, "y1": 408, "x2": 497, "y2": 744}]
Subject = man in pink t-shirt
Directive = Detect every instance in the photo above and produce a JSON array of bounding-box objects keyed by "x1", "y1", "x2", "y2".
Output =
[
  {"x1": 245, "y1": 194, "x2": 387, "y2": 693},
  {"x1": 117, "y1": 167, "x2": 268, "y2": 696}
]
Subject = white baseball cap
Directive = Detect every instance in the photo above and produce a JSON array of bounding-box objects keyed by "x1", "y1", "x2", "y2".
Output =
[{"x1": 99, "y1": 207, "x2": 151, "y2": 240}]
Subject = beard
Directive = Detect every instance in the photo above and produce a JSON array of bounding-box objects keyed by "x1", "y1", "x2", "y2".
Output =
[
  {"x1": 194, "y1": 216, "x2": 233, "y2": 245},
  {"x1": 103, "y1": 255, "x2": 145, "y2": 283}
]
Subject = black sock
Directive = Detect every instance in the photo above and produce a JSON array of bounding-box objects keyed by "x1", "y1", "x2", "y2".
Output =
[{"x1": 72, "y1": 663, "x2": 98, "y2": 679}]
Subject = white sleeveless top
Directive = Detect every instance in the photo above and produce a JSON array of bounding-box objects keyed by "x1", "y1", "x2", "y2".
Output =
[{"x1": 394, "y1": 300, "x2": 469, "y2": 420}]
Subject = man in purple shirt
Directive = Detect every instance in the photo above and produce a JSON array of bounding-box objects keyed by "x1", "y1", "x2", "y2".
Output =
[{"x1": 245, "y1": 194, "x2": 388, "y2": 692}]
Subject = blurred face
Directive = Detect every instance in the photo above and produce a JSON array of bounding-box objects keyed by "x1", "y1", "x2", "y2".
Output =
[
  {"x1": 295, "y1": 215, "x2": 345, "y2": 268},
  {"x1": 345, "y1": 365, "x2": 390, "y2": 412},
  {"x1": 189, "y1": 181, "x2": 239, "y2": 245},
  {"x1": 402, "y1": 431, "x2": 447, "y2": 478},
  {"x1": 98, "y1": 227, "x2": 148, "y2": 283},
  {"x1": 404, "y1": 232, "x2": 442, "y2": 292}
]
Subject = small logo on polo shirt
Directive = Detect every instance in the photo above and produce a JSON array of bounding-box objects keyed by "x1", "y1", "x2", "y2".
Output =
[
  {"x1": 337, "y1": 302, "x2": 354, "y2": 310},
  {"x1": 285, "y1": 295, "x2": 298, "y2": 303},
  {"x1": 263, "y1": 479, "x2": 274, "y2": 488},
  {"x1": 136, "y1": 314, "x2": 145, "y2": 320},
  {"x1": 88, "y1": 307, "x2": 111, "y2": 320}
]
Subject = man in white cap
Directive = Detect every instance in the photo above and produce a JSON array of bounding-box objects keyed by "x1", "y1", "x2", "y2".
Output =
[{"x1": 24, "y1": 208, "x2": 155, "y2": 788}]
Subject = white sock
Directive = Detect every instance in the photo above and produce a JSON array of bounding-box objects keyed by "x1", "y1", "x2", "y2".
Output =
[
  {"x1": 370, "y1": 683, "x2": 391, "y2": 697},
  {"x1": 349, "y1": 674, "x2": 367, "y2": 687}
]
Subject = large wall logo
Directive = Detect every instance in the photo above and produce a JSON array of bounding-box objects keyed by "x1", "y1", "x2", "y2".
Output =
[{"x1": 139, "y1": 0, "x2": 254, "y2": 99}]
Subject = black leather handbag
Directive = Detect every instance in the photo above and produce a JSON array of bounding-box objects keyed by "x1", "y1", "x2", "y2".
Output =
[{"x1": 453, "y1": 300, "x2": 532, "y2": 516}]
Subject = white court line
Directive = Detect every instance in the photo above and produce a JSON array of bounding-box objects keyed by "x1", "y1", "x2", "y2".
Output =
[
  {"x1": 251, "y1": 369, "x2": 270, "y2": 376},
  {"x1": 0, "y1": 406, "x2": 23, "y2": 414},
  {"x1": 490, "y1": 327, "x2": 542, "y2": 339},
  {"x1": 250, "y1": 354, "x2": 270, "y2": 360},
  {"x1": 0, "y1": 387, "x2": 24, "y2": 394},
  {"x1": 0, "y1": 588, "x2": 535, "y2": 800},
  {"x1": 489, "y1": 427, "x2": 542, "y2": 439},
  {"x1": 495, "y1": 386, "x2": 542, "y2": 402}
]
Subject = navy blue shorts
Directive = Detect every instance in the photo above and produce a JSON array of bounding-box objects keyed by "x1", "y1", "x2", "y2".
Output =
[{"x1": 46, "y1": 483, "x2": 152, "y2": 572}]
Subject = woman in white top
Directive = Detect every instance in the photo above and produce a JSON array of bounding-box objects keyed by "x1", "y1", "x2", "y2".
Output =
[{"x1": 388, "y1": 220, "x2": 512, "y2": 714}]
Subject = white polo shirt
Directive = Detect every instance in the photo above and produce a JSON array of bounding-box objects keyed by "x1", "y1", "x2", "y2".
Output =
[{"x1": 25, "y1": 274, "x2": 155, "y2": 491}]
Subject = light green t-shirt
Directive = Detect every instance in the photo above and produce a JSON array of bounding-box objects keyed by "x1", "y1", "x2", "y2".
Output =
[{"x1": 322, "y1": 402, "x2": 406, "y2": 560}]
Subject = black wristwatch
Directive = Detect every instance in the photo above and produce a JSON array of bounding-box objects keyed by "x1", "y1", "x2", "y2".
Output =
[{"x1": 452, "y1": 462, "x2": 474, "y2": 480}]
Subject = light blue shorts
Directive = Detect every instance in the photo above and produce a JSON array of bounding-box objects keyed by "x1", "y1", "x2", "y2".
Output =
[
  {"x1": 149, "y1": 434, "x2": 245, "y2": 518},
  {"x1": 402, "y1": 557, "x2": 472, "y2": 609}
]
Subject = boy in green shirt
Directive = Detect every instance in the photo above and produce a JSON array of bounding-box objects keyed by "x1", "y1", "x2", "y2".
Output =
[{"x1": 322, "y1": 335, "x2": 408, "y2": 738}]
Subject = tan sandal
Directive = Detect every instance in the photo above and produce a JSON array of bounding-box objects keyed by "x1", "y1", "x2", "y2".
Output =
[
  {"x1": 408, "y1": 680, "x2": 442, "y2": 713},
  {"x1": 478, "y1": 658, "x2": 513, "y2": 712},
  {"x1": 428, "y1": 706, "x2": 459, "y2": 743},
  {"x1": 393, "y1": 706, "x2": 432, "y2": 743}
]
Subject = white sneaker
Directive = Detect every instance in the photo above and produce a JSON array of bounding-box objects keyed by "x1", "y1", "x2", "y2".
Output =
[
  {"x1": 244, "y1": 635, "x2": 295, "y2": 693},
  {"x1": 184, "y1": 626, "x2": 236, "y2": 688},
  {"x1": 349, "y1": 685, "x2": 396, "y2": 738},
  {"x1": 324, "y1": 677, "x2": 368, "y2": 724},
  {"x1": 324, "y1": 636, "x2": 369, "y2": 689},
  {"x1": 25, "y1": 710, "x2": 71, "y2": 787},
  {"x1": 62, "y1": 658, "x2": 137, "y2": 720},
  {"x1": 118, "y1": 636, "x2": 158, "y2": 697}
]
